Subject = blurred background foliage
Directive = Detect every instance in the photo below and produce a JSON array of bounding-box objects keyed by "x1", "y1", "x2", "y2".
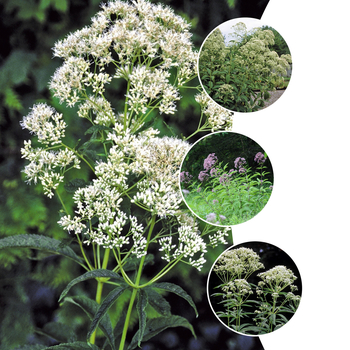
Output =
[{"x1": 0, "y1": 0, "x2": 268, "y2": 348}]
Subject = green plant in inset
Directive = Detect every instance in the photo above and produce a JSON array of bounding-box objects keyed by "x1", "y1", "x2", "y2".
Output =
[
  {"x1": 210, "y1": 247, "x2": 301, "y2": 335},
  {"x1": 181, "y1": 152, "x2": 273, "y2": 225},
  {"x1": 211, "y1": 248, "x2": 264, "y2": 331},
  {"x1": 199, "y1": 22, "x2": 292, "y2": 112},
  {"x1": 253, "y1": 266, "x2": 301, "y2": 334}
]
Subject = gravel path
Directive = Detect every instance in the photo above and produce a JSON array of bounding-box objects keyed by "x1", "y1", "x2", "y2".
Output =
[{"x1": 260, "y1": 89, "x2": 286, "y2": 109}]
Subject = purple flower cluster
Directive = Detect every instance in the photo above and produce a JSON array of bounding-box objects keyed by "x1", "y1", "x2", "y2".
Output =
[
  {"x1": 198, "y1": 171, "x2": 209, "y2": 182},
  {"x1": 203, "y1": 153, "x2": 218, "y2": 171},
  {"x1": 180, "y1": 171, "x2": 193, "y2": 183},
  {"x1": 234, "y1": 157, "x2": 247, "y2": 173},
  {"x1": 198, "y1": 153, "x2": 218, "y2": 182},
  {"x1": 234, "y1": 157, "x2": 246, "y2": 170},
  {"x1": 254, "y1": 152, "x2": 266, "y2": 164}
]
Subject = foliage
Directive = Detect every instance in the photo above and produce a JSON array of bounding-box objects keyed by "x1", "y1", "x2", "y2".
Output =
[{"x1": 199, "y1": 22, "x2": 292, "y2": 112}]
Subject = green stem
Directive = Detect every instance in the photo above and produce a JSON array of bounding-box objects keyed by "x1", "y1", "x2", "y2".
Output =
[
  {"x1": 118, "y1": 215, "x2": 156, "y2": 350},
  {"x1": 90, "y1": 248, "x2": 110, "y2": 344}
]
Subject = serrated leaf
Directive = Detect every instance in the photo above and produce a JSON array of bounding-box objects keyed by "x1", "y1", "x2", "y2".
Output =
[
  {"x1": 63, "y1": 296, "x2": 115, "y2": 350},
  {"x1": 59, "y1": 269, "x2": 126, "y2": 302},
  {"x1": 136, "y1": 289, "x2": 148, "y2": 347},
  {"x1": 44, "y1": 341, "x2": 100, "y2": 350},
  {"x1": 87, "y1": 285, "x2": 130, "y2": 341},
  {"x1": 152, "y1": 282, "x2": 198, "y2": 317},
  {"x1": 0, "y1": 234, "x2": 84, "y2": 267},
  {"x1": 127, "y1": 315, "x2": 196, "y2": 350},
  {"x1": 144, "y1": 287, "x2": 171, "y2": 316}
]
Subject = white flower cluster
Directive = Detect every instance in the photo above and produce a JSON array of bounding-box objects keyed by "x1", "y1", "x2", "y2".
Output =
[
  {"x1": 159, "y1": 223, "x2": 207, "y2": 270},
  {"x1": 257, "y1": 265, "x2": 298, "y2": 293},
  {"x1": 21, "y1": 0, "x2": 232, "y2": 272},
  {"x1": 20, "y1": 104, "x2": 81, "y2": 198},
  {"x1": 222, "y1": 278, "x2": 253, "y2": 297},
  {"x1": 236, "y1": 28, "x2": 292, "y2": 80},
  {"x1": 213, "y1": 247, "x2": 264, "y2": 282},
  {"x1": 50, "y1": 0, "x2": 197, "y2": 112},
  {"x1": 127, "y1": 134, "x2": 191, "y2": 217},
  {"x1": 195, "y1": 91, "x2": 234, "y2": 131},
  {"x1": 20, "y1": 103, "x2": 67, "y2": 145}
]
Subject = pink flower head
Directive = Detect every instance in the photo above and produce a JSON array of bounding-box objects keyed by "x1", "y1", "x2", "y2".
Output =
[
  {"x1": 206, "y1": 213, "x2": 217, "y2": 223},
  {"x1": 234, "y1": 157, "x2": 246, "y2": 170},
  {"x1": 203, "y1": 153, "x2": 218, "y2": 171},
  {"x1": 198, "y1": 170, "x2": 209, "y2": 182},
  {"x1": 210, "y1": 167, "x2": 218, "y2": 177},
  {"x1": 254, "y1": 152, "x2": 266, "y2": 164},
  {"x1": 180, "y1": 171, "x2": 193, "y2": 183}
]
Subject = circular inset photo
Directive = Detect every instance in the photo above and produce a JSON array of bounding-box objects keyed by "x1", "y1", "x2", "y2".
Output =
[
  {"x1": 207, "y1": 242, "x2": 302, "y2": 336},
  {"x1": 180, "y1": 132, "x2": 273, "y2": 226},
  {"x1": 198, "y1": 17, "x2": 292, "y2": 113}
]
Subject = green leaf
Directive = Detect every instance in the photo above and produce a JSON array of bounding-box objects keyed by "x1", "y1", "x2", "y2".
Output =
[
  {"x1": 144, "y1": 287, "x2": 171, "y2": 316},
  {"x1": 87, "y1": 285, "x2": 130, "y2": 341},
  {"x1": 0, "y1": 234, "x2": 84, "y2": 267},
  {"x1": 4, "y1": 86, "x2": 23, "y2": 110},
  {"x1": 14, "y1": 345, "x2": 47, "y2": 350},
  {"x1": 85, "y1": 125, "x2": 113, "y2": 139},
  {"x1": 152, "y1": 282, "x2": 198, "y2": 317},
  {"x1": 136, "y1": 289, "x2": 148, "y2": 347},
  {"x1": 59, "y1": 269, "x2": 126, "y2": 302},
  {"x1": 64, "y1": 178, "x2": 89, "y2": 193},
  {"x1": 54, "y1": 0, "x2": 68, "y2": 12},
  {"x1": 63, "y1": 296, "x2": 115, "y2": 350},
  {"x1": 39, "y1": 321, "x2": 77, "y2": 343},
  {"x1": 44, "y1": 341, "x2": 100, "y2": 350},
  {"x1": 127, "y1": 316, "x2": 196, "y2": 350},
  {"x1": 0, "y1": 49, "x2": 36, "y2": 86}
]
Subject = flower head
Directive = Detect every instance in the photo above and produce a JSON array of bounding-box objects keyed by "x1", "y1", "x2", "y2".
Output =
[
  {"x1": 254, "y1": 152, "x2": 266, "y2": 164},
  {"x1": 214, "y1": 247, "x2": 264, "y2": 282}
]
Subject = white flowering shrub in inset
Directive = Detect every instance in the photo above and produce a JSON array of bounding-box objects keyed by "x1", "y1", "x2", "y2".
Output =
[
  {"x1": 199, "y1": 22, "x2": 292, "y2": 112},
  {"x1": 0, "y1": 1, "x2": 234, "y2": 349}
]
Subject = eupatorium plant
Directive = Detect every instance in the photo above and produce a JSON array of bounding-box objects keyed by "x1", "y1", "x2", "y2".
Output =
[
  {"x1": 210, "y1": 246, "x2": 301, "y2": 335},
  {"x1": 199, "y1": 21, "x2": 292, "y2": 112},
  {"x1": 181, "y1": 151, "x2": 273, "y2": 225},
  {"x1": 0, "y1": 1, "x2": 235, "y2": 349}
]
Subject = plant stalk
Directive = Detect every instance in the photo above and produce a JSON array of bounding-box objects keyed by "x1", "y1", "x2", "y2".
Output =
[
  {"x1": 118, "y1": 215, "x2": 156, "y2": 350},
  {"x1": 90, "y1": 248, "x2": 110, "y2": 344}
]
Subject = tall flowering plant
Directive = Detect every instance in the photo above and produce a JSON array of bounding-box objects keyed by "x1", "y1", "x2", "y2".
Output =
[
  {"x1": 0, "y1": 1, "x2": 234, "y2": 349},
  {"x1": 210, "y1": 247, "x2": 301, "y2": 335}
]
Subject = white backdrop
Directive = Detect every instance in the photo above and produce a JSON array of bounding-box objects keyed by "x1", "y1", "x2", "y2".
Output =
[{"x1": 226, "y1": 0, "x2": 349, "y2": 348}]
